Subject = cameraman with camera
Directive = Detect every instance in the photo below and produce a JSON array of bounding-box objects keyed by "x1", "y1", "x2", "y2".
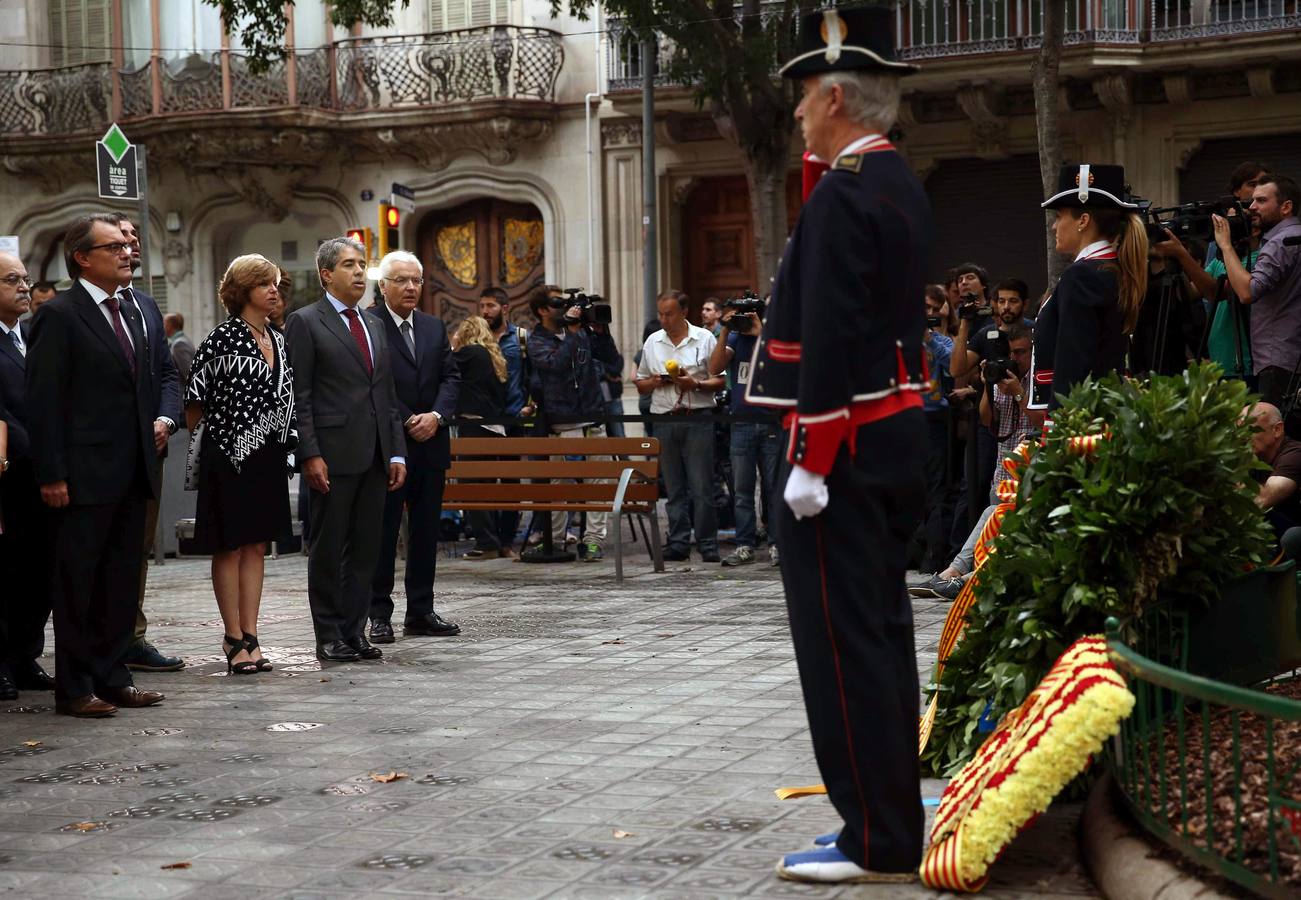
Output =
[
  {"x1": 1213, "y1": 174, "x2": 1301, "y2": 409},
  {"x1": 524, "y1": 285, "x2": 621, "y2": 562},
  {"x1": 707, "y1": 291, "x2": 780, "y2": 567}
]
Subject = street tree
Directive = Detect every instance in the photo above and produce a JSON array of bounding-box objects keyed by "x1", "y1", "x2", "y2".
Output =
[{"x1": 1031, "y1": 0, "x2": 1066, "y2": 285}]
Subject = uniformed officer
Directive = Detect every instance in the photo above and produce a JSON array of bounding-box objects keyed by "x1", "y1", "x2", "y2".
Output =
[
  {"x1": 1028, "y1": 163, "x2": 1149, "y2": 413},
  {"x1": 744, "y1": 6, "x2": 932, "y2": 884}
]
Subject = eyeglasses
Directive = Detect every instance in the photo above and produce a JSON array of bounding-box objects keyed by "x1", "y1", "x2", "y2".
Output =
[
  {"x1": 0, "y1": 274, "x2": 33, "y2": 287},
  {"x1": 87, "y1": 241, "x2": 130, "y2": 255},
  {"x1": 383, "y1": 276, "x2": 424, "y2": 287}
]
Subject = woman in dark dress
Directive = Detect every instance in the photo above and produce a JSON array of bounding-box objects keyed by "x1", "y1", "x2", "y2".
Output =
[
  {"x1": 1028, "y1": 163, "x2": 1149, "y2": 415},
  {"x1": 185, "y1": 254, "x2": 296, "y2": 674},
  {"x1": 452, "y1": 316, "x2": 508, "y2": 560}
]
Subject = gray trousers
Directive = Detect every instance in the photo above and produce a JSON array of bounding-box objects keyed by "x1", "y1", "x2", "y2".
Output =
[
  {"x1": 307, "y1": 458, "x2": 387, "y2": 643},
  {"x1": 657, "y1": 417, "x2": 718, "y2": 553}
]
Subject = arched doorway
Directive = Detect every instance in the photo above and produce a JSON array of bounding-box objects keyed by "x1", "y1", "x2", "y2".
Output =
[{"x1": 416, "y1": 198, "x2": 546, "y2": 329}]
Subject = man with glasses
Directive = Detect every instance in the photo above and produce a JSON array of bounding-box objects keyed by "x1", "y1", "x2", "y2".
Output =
[
  {"x1": 0, "y1": 253, "x2": 56, "y2": 701},
  {"x1": 366, "y1": 250, "x2": 461, "y2": 645},
  {"x1": 114, "y1": 216, "x2": 185, "y2": 674},
  {"x1": 26, "y1": 214, "x2": 166, "y2": 717}
]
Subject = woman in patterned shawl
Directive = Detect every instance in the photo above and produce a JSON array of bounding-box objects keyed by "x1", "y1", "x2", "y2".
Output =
[{"x1": 185, "y1": 254, "x2": 296, "y2": 675}]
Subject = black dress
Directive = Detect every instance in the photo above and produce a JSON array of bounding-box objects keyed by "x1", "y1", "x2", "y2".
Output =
[{"x1": 187, "y1": 318, "x2": 296, "y2": 553}]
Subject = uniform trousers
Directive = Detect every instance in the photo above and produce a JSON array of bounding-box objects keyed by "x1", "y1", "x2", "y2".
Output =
[
  {"x1": 0, "y1": 460, "x2": 51, "y2": 668},
  {"x1": 774, "y1": 409, "x2": 926, "y2": 873},
  {"x1": 307, "y1": 452, "x2": 387, "y2": 644},
  {"x1": 371, "y1": 457, "x2": 446, "y2": 624},
  {"x1": 49, "y1": 489, "x2": 148, "y2": 699}
]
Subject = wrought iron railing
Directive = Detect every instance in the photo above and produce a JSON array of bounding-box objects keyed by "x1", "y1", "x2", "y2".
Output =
[
  {"x1": 1105, "y1": 609, "x2": 1301, "y2": 899},
  {"x1": 0, "y1": 25, "x2": 563, "y2": 137},
  {"x1": 1150, "y1": 0, "x2": 1301, "y2": 41}
]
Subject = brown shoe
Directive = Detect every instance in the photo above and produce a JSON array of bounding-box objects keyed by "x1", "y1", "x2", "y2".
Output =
[
  {"x1": 55, "y1": 695, "x2": 118, "y2": 718},
  {"x1": 99, "y1": 686, "x2": 164, "y2": 708}
]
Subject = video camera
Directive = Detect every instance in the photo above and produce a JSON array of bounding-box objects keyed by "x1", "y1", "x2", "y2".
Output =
[
  {"x1": 957, "y1": 292, "x2": 993, "y2": 321},
  {"x1": 722, "y1": 289, "x2": 766, "y2": 334},
  {"x1": 552, "y1": 287, "x2": 612, "y2": 325},
  {"x1": 1140, "y1": 197, "x2": 1251, "y2": 247}
]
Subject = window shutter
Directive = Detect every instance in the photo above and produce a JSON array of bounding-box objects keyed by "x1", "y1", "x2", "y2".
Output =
[
  {"x1": 49, "y1": 0, "x2": 112, "y2": 66},
  {"x1": 429, "y1": 0, "x2": 509, "y2": 32}
]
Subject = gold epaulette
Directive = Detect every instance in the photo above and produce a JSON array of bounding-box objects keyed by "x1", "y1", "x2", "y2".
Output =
[{"x1": 832, "y1": 154, "x2": 863, "y2": 173}]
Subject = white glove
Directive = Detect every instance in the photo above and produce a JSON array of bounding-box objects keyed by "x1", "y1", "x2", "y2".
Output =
[{"x1": 784, "y1": 464, "x2": 829, "y2": 521}]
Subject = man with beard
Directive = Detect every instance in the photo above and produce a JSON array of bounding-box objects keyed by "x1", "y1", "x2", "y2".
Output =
[
  {"x1": 115, "y1": 216, "x2": 185, "y2": 674},
  {"x1": 950, "y1": 276, "x2": 1032, "y2": 380}
]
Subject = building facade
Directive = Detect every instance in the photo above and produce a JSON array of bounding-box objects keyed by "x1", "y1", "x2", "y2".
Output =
[{"x1": 0, "y1": 0, "x2": 1298, "y2": 365}]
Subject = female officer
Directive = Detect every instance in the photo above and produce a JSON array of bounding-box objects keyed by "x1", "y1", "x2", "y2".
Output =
[{"x1": 1029, "y1": 163, "x2": 1149, "y2": 413}]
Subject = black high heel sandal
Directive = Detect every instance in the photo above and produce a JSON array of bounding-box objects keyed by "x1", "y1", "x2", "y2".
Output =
[
  {"x1": 244, "y1": 632, "x2": 273, "y2": 672},
  {"x1": 224, "y1": 635, "x2": 258, "y2": 675}
]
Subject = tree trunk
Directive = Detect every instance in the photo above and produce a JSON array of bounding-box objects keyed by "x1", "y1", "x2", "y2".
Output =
[
  {"x1": 743, "y1": 140, "x2": 792, "y2": 293},
  {"x1": 1032, "y1": 0, "x2": 1066, "y2": 289}
]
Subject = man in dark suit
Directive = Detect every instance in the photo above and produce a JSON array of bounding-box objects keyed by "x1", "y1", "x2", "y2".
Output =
[
  {"x1": 0, "y1": 251, "x2": 55, "y2": 700},
  {"x1": 286, "y1": 236, "x2": 407, "y2": 663},
  {"x1": 366, "y1": 251, "x2": 461, "y2": 644},
  {"x1": 26, "y1": 214, "x2": 166, "y2": 717},
  {"x1": 115, "y1": 216, "x2": 185, "y2": 673}
]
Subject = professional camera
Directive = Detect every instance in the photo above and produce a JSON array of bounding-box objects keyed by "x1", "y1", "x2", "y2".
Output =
[
  {"x1": 722, "y1": 289, "x2": 766, "y2": 334},
  {"x1": 1140, "y1": 197, "x2": 1251, "y2": 247},
  {"x1": 552, "y1": 287, "x2": 612, "y2": 325},
  {"x1": 957, "y1": 291, "x2": 993, "y2": 321},
  {"x1": 981, "y1": 330, "x2": 1015, "y2": 386},
  {"x1": 925, "y1": 316, "x2": 943, "y2": 329}
]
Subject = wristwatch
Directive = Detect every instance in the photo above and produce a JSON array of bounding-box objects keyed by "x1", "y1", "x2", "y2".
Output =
[
  {"x1": 431, "y1": 410, "x2": 444, "y2": 425},
  {"x1": 0, "y1": 457, "x2": 8, "y2": 473}
]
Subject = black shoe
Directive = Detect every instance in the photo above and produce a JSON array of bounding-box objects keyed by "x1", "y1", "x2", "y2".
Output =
[
  {"x1": 11, "y1": 661, "x2": 55, "y2": 692},
  {"x1": 316, "y1": 640, "x2": 361, "y2": 662},
  {"x1": 0, "y1": 674, "x2": 16, "y2": 701},
  {"x1": 347, "y1": 634, "x2": 383, "y2": 660},
  {"x1": 663, "y1": 548, "x2": 690, "y2": 562},
  {"x1": 403, "y1": 613, "x2": 461, "y2": 637},
  {"x1": 368, "y1": 619, "x2": 395, "y2": 644},
  {"x1": 123, "y1": 640, "x2": 185, "y2": 672},
  {"x1": 700, "y1": 550, "x2": 721, "y2": 563}
]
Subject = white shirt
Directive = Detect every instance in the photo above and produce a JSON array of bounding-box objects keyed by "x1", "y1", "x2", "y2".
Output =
[
  {"x1": 1075, "y1": 239, "x2": 1115, "y2": 261},
  {"x1": 0, "y1": 319, "x2": 23, "y2": 356},
  {"x1": 80, "y1": 277, "x2": 134, "y2": 351},
  {"x1": 385, "y1": 302, "x2": 413, "y2": 331},
  {"x1": 637, "y1": 323, "x2": 718, "y2": 413}
]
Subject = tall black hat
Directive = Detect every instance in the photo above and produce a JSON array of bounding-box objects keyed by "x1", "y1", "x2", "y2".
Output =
[
  {"x1": 779, "y1": 6, "x2": 919, "y2": 80},
  {"x1": 1041, "y1": 163, "x2": 1138, "y2": 210}
]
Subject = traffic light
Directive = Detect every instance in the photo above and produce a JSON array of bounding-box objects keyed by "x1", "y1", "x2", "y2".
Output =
[
  {"x1": 378, "y1": 203, "x2": 400, "y2": 257},
  {"x1": 346, "y1": 227, "x2": 373, "y2": 261}
]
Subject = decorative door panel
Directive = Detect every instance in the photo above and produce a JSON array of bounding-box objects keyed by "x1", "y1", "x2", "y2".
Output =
[{"x1": 417, "y1": 198, "x2": 545, "y2": 329}]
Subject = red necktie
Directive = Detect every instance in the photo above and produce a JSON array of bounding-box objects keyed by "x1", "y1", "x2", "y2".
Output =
[
  {"x1": 342, "y1": 308, "x2": 373, "y2": 375},
  {"x1": 104, "y1": 295, "x2": 137, "y2": 380}
]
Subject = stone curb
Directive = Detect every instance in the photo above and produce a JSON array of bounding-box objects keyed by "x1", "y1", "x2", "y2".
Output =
[{"x1": 1081, "y1": 772, "x2": 1236, "y2": 900}]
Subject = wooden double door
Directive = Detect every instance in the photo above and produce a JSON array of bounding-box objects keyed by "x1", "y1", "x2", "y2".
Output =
[{"x1": 417, "y1": 198, "x2": 546, "y2": 329}]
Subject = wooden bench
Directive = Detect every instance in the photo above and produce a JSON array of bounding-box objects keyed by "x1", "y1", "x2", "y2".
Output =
[{"x1": 445, "y1": 436, "x2": 665, "y2": 582}]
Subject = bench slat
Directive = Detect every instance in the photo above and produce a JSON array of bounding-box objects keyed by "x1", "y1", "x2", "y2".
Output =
[
  {"x1": 451, "y1": 437, "x2": 660, "y2": 457},
  {"x1": 445, "y1": 483, "x2": 658, "y2": 502},
  {"x1": 447, "y1": 461, "x2": 658, "y2": 479}
]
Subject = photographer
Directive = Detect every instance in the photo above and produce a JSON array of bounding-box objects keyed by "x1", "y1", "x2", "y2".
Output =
[
  {"x1": 1130, "y1": 234, "x2": 1207, "y2": 377},
  {"x1": 707, "y1": 294, "x2": 780, "y2": 567},
  {"x1": 920, "y1": 285, "x2": 957, "y2": 573},
  {"x1": 1213, "y1": 174, "x2": 1301, "y2": 409},
  {"x1": 946, "y1": 263, "x2": 990, "y2": 381},
  {"x1": 635, "y1": 290, "x2": 724, "y2": 563},
  {"x1": 977, "y1": 324, "x2": 1035, "y2": 459},
  {"x1": 524, "y1": 285, "x2": 617, "y2": 562}
]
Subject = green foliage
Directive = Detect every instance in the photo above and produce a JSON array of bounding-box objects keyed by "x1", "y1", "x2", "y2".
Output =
[
  {"x1": 922, "y1": 363, "x2": 1272, "y2": 776},
  {"x1": 203, "y1": 1, "x2": 412, "y2": 74}
]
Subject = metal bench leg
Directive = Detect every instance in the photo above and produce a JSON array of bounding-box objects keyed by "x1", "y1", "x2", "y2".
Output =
[
  {"x1": 646, "y1": 512, "x2": 665, "y2": 573},
  {"x1": 613, "y1": 507, "x2": 623, "y2": 583}
]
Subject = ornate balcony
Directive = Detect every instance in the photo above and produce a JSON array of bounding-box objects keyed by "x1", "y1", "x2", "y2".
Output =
[{"x1": 0, "y1": 25, "x2": 563, "y2": 137}]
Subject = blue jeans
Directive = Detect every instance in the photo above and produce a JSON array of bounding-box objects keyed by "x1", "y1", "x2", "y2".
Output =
[
  {"x1": 730, "y1": 421, "x2": 781, "y2": 548},
  {"x1": 657, "y1": 418, "x2": 717, "y2": 553},
  {"x1": 605, "y1": 397, "x2": 626, "y2": 438}
]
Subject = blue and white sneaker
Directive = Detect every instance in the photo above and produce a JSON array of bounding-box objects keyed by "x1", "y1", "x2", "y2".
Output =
[
  {"x1": 812, "y1": 830, "x2": 839, "y2": 848},
  {"x1": 775, "y1": 846, "x2": 916, "y2": 884}
]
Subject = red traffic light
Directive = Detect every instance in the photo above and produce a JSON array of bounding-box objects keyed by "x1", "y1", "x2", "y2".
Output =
[
  {"x1": 346, "y1": 228, "x2": 365, "y2": 243},
  {"x1": 384, "y1": 206, "x2": 400, "y2": 228}
]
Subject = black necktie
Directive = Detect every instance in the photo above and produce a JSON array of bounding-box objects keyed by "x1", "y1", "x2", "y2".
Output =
[
  {"x1": 104, "y1": 296, "x2": 137, "y2": 380},
  {"x1": 401, "y1": 320, "x2": 416, "y2": 362}
]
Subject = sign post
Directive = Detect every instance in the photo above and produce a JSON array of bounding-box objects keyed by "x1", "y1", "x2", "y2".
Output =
[
  {"x1": 96, "y1": 123, "x2": 138, "y2": 201},
  {"x1": 389, "y1": 182, "x2": 416, "y2": 214}
]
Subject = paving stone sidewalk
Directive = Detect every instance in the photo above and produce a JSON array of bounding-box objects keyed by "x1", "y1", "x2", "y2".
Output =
[{"x1": 0, "y1": 542, "x2": 1098, "y2": 898}]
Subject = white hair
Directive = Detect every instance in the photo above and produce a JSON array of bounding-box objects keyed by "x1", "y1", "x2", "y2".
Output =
[
  {"x1": 378, "y1": 250, "x2": 423, "y2": 280},
  {"x1": 819, "y1": 70, "x2": 902, "y2": 133}
]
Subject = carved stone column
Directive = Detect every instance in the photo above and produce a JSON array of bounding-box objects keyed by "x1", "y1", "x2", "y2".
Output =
[
  {"x1": 956, "y1": 83, "x2": 1008, "y2": 160},
  {"x1": 601, "y1": 119, "x2": 646, "y2": 363},
  {"x1": 1094, "y1": 73, "x2": 1135, "y2": 175}
]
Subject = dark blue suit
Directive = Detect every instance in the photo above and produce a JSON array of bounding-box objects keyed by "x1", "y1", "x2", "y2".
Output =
[
  {"x1": 121, "y1": 285, "x2": 181, "y2": 644},
  {"x1": 367, "y1": 306, "x2": 460, "y2": 625},
  {"x1": 0, "y1": 320, "x2": 51, "y2": 672}
]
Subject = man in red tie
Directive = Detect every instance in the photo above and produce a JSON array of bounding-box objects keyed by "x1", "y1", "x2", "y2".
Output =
[
  {"x1": 285, "y1": 236, "x2": 407, "y2": 663},
  {"x1": 25, "y1": 214, "x2": 166, "y2": 716}
]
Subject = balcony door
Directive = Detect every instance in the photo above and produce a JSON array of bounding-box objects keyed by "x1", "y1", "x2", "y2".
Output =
[{"x1": 416, "y1": 198, "x2": 546, "y2": 328}]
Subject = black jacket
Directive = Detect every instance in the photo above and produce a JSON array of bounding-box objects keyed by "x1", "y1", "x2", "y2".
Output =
[
  {"x1": 0, "y1": 320, "x2": 30, "y2": 460},
  {"x1": 26, "y1": 281, "x2": 160, "y2": 504},
  {"x1": 367, "y1": 306, "x2": 459, "y2": 470},
  {"x1": 125, "y1": 285, "x2": 183, "y2": 435},
  {"x1": 1029, "y1": 258, "x2": 1129, "y2": 410},
  {"x1": 453, "y1": 344, "x2": 506, "y2": 419}
]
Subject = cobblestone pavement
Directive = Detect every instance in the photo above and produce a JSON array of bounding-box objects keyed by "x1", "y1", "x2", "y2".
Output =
[{"x1": 0, "y1": 539, "x2": 1098, "y2": 898}]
